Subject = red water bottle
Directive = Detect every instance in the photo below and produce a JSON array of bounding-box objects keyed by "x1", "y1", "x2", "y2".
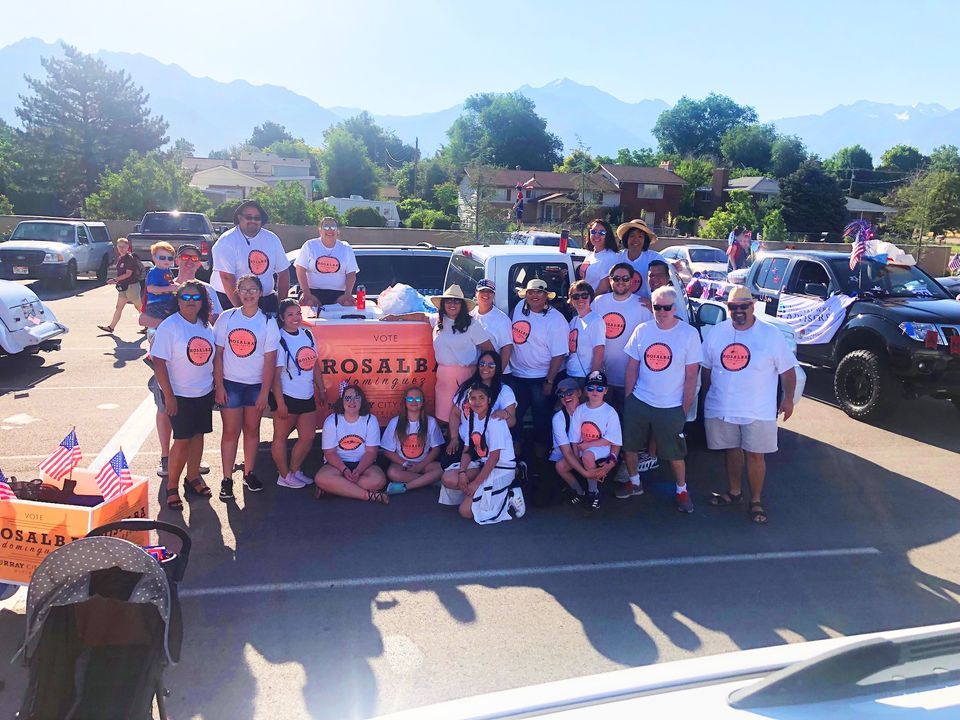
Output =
[
  {"x1": 559, "y1": 229, "x2": 569, "y2": 254},
  {"x1": 356, "y1": 284, "x2": 366, "y2": 310}
]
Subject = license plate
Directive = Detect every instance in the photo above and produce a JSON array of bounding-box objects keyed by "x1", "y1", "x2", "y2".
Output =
[{"x1": 13, "y1": 266, "x2": 28, "y2": 275}]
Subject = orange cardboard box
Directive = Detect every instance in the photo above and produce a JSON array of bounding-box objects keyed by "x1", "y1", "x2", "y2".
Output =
[{"x1": 0, "y1": 468, "x2": 149, "y2": 585}]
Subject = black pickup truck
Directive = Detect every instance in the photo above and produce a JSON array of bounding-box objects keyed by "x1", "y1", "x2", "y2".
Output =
[
  {"x1": 127, "y1": 212, "x2": 218, "y2": 281},
  {"x1": 746, "y1": 250, "x2": 960, "y2": 420}
]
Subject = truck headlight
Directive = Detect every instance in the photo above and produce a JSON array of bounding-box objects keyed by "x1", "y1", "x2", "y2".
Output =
[
  {"x1": 899, "y1": 321, "x2": 943, "y2": 345},
  {"x1": 42, "y1": 253, "x2": 64, "y2": 263}
]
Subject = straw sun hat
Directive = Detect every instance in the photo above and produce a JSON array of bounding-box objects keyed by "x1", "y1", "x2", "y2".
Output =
[
  {"x1": 430, "y1": 285, "x2": 475, "y2": 312},
  {"x1": 615, "y1": 219, "x2": 658, "y2": 246}
]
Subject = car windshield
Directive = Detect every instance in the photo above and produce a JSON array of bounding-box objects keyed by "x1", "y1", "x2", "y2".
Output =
[
  {"x1": 141, "y1": 214, "x2": 208, "y2": 233},
  {"x1": 9, "y1": 222, "x2": 74, "y2": 243},
  {"x1": 355, "y1": 254, "x2": 449, "y2": 296},
  {"x1": 689, "y1": 248, "x2": 727, "y2": 263},
  {"x1": 828, "y1": 258, "x2": 951, "y2": 299}
]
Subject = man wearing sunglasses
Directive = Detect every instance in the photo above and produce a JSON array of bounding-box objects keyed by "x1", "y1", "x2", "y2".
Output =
[
  {"x1": 645, "y1": 260, "x2": 689, "y2": 323},
  {"x1": 701, "y1": 286, "x2": 797, "y2": 525},
  {"x1": 211, "y1": 199, "x2": 290, "y2": 315},
  {"x1": 621, "y1": 286, "x2": 702, "y2": 509}
]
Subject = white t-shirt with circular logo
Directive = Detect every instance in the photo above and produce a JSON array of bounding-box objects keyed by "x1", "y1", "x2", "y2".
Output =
[
  {"x1": 509, "y1": 304, "x2": 569, "y2": 379},
  {"x1": 381, "y1": 416, "x2": 445, "y2": 462},
  {"x1": 275, "y1": 328, "x2": 318, "y2": 400},
  {"x1": 431, "y1": 315, "x2": 492, "y2": 366},
  {"x1": 295, "y1": 238, "x2": 359, "y2": 291},
  {"x1": 321, "y1": 413, "x2": 381, "y2": 463},
  {"x1": 211, "y1": 226, "x2": 290, "y2": 296},
  {"x1": 457, "y1": 413, "x2": 515, "y2": 467},
  {"x1": 566, "y1": 311, "x2": 606, "y2": 378},
  {"x1": 213, "y1": 307, "x2": 280, "y2": 385},
  {"x1": 624, "y1": 320, "x2": 703, "y2": 408},
  {"x1": 151, "y1": 313, "x2": 216, "y2": 397},
  {"x1": 583, "y1": 249, "x2": 619, "y2": 292},
  {"x1": 568, "y1": 403, "x2": 622, "y2": 448},
  {"x1": 470, "y1": 305, "x2": 513, "y2": 373},
  {"x1": 591, "y1": 293, "x2": 652, "y2": 387}
]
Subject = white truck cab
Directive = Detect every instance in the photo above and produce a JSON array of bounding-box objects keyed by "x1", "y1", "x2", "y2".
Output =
[{"x1": 0, "y1": 220, "x2": 114, "y2": 290}]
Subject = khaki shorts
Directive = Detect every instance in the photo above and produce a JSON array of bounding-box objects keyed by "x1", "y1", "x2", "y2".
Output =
[
  {"x1": 705, "y1": 417, "x2": 778, "y2": 454},
  {"x1": 623, "y1": 395, "x2": 687, "y2": 460},
  {"x1": 118, "y1": 282, "x2": 141, "y2": 305}
]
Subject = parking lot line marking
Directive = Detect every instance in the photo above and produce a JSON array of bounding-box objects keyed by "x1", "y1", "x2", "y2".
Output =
[
  {"x1": 0, "y1": 385, "x2": 147, "y2": 392},
  {"x1": 180, "y1": 547, "x2": 881, "y2": 598},
  {"x1": 87, "y1": 393, "x2": 156, "y2": 469}
]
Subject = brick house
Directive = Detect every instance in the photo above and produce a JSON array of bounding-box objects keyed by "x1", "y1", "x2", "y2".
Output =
[
  {"x1": 594, "y1": 163, "x2": 687, "y2": 229},
  {"x1": 694, "y1": 167, "x2": 781, "y2": 216}
]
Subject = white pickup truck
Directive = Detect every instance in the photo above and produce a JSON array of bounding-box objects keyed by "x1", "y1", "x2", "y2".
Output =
[{"x1": 0, "y1": 219, "x2": 114, "y2": 290}]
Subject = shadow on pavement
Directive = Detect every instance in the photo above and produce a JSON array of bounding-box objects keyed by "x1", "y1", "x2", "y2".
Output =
[
  {"x1": 98, "y1": 333, "x2": 147, "y2": 369},
  {"x1": 0, "y1": 355, "x2": 65, "y2": 398},
  {"x1": 23, "y1": 277, "x2": 106, "y2": 302}
]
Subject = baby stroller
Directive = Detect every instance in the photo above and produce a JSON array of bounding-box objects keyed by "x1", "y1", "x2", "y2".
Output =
[{"x1": 15, "y1": 519, "x2": 191, "y2": 720}]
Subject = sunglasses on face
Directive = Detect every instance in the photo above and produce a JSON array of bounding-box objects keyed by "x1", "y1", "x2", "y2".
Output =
[
  {"x1": 477, "y1": 361, "x2": 497, "y2": 368},
  {"x1": 343, "y1": 395, "x2": 361, "y2": 402},
  {"x1": 179, "y1": 254, "x2": 199, "y2": 262},
  {"x1": 240, "y1": 215, "x2": 262, "y2": 221},
  {"x1": 321, "y1": 224, "x2": 337, "y2": 231},
  {"x1": 155, "y1": 255, "x2": 174, "y2": 261},
  {"x1": 653, "y1": 303, "x2": 674, "y2": 311},
  {"x1": 404, "y1": 396, "x2": 424, "y2": 403},
  {"x1": 178, "y1": 293, "x2": 203, "y2": 302},
  {"x1": 584, "y1": 384, "x2": 606, "y2": 392},
  {"x1": 570, "y1": 292, "x2": 591, "y2": 300},
  {"x1": 728, "y1": 303, "x2": 752, "y2": 312},
  {"x1": 610, "y1": 275, "x2": 631, "y2": 283},
  {"x1": 557, "y1": 389, "x2": 576, "y2": 398},
  {"x1": 589, "y1": 228, "x2": 607, "y2": 236}
]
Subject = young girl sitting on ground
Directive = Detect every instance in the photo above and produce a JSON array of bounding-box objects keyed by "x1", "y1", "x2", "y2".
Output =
[
  {"x1": 551, "y1": 378, "x2": 604, "y2": 507},
  {"x1": 380, "y1": 386, "x2": 445, "y2": 495},
  {"x1": 440, "y1": 383, "x2": 524, "y2": 524}
]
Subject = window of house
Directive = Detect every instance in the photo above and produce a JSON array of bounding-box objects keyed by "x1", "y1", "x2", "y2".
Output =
[
  {"x1": 525, "y1": 189, "x2": 532, "y2": 199},
  {"x1": 543, "y1": 205, "x2": 554, "y2": 221},
  {"x1": 637, "y1": 184, "x2": 664, "y2": 199},
  {"x1": 643, "y1": 211, "x2": 656, "y2": 227},
  {"x1": 696, "y1": 190, "x2": 712, "y2": 202}
]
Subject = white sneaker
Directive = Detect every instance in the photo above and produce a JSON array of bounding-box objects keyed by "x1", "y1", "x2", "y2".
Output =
[
  {"x1": 508, "y1": 488, "x2": 526, "y2": 518},
  {"x1": 292, "y1": 470, "x2": 313, "y2": 487},
  {"x1": 637, "y1": 452, "x2": 659, "y2": 473},
  {"x1": 276, "y1": 473, "x2": 303, "y2": 489}
]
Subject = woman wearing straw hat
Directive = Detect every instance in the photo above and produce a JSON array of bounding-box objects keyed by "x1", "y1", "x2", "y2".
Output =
[
  {"x1": 616, "y1": 219, "x2": 667, "y2": 299},
  {"x1": 382, "y1": 285, "x2": 494, "y2": 425}
]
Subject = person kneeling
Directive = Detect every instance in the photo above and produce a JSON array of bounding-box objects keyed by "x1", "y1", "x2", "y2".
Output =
[
  {"x1": 381, "y1": 387, "x2": 445, "y2": 495},
  {"x1": 568, "y1": 371, "x2": 622, "y2": 512},
  {"x1": 314, "y1": 383, "x2": 388, "y2": 503},
  {"x1": 440, "y1": 383, "x2": 524, "y2": 524}
]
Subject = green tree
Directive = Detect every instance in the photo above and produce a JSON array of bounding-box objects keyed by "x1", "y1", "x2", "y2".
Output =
[
  {"x1": 249, "y1": 121, "x2": 294, "y2": 149},
  {"x1": 307, "y1": 200, "x2": 341, "y2": 225},
  {"x1": 729, "y1": 166, "x2": 764, "y2": 179},
  {"x1": 770, "y1": 135, "x2": 807, "y2": 178},
  {"x1": 0, "y1": 119, "x2": 16, "y2": 199},
  {"x1": 673, "y1": 156, "x2": 714, "y2": 216},
  {"x1": 879, "y1": 144, "x2": 925, "y2": 173},
  {"x1": 600, "y1": 147, "x2": 660, "y2": 166},
  {"x1": 342, "y1": 206, "x2": 387, "y2": 227},
  {"x1": 720, "y1": 124, "x2": 777, "y2": 173},
  {"x1": 652, "y1": 93, "x2": 758, "y2": 157},
  {"x1": 702, "y1": 190, "x2": 759, "y2": 239},
  {"x1": 14, "y1": 43, "x2": 168, "y2": 215},
  {"x1": 0, "y1": 194, "x2": 13, "y2": 215},
  {"x1": 824, "y1": 144, "x2": 873, "y2": 173},
  {"x1": 83, "y1": 152, "x2": 210, "y2": 220},
  {"x1": 320, "y1": 128, "x2": 379, "y2": 199},
  {"x1": 887, "y1": 170, "x2": 960, "y2": 237},
  {"x1": 433, "y1": 182, "x2": 460, "y2": 216},
  {"x1": 444, "y1": 92, "x2": 562, "y2": 170},
  {"x1": 212, "y1": 199, "x2": 243, "y2": 222},
  {"x1": 762, "y1": 208, "x2": 788, "y2": 242},
  {"x1": 928, "y1": 145, "x2": 960, "y2": 174},
  {"x1": 554, "y1": 148, "x2": 596, "y2": 173},
  {"x1": 778, "y1": 161, "x2": 848, "y2": 234},
  {"x1": 330, "y1": 111, "x2": 417, "y2": 168},
  {"x1": 251, "y1": 181, "x2": 313, "y2": 225}
]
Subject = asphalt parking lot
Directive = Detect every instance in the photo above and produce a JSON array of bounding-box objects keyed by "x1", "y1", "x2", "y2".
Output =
[{"x1": 1, "y1": 279, "x2": 959, "y2": 719}]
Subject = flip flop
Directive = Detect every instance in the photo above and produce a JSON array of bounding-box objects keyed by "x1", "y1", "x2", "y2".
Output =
[
  {"x1": 709, "y1": 491, "x2": 743, "y2": 507},
  {"x1": 749, "y1": 501, "x2": 769, "y2": 525},
  {"x1": 97, "y1": 325, "x2": 114, "y2": 333}
]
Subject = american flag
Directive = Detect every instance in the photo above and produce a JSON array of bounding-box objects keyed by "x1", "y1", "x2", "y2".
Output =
[
  {"x1": 0, "y1": 469, "x2": 14, "y2": 501},
  {"x1": 514, "y1": 183, "x2": 524, "y2": 221},
  {"x1": 94, "y1": 449, "x2": 133, "y2": 501},
  {"x1": 949, "y1": 253, "x2": 960, "y2": 273},
  {"x1": 37, "y1": 429, "x2": 82, "y2": 482},
  {"x1": 844, "y1": 220, "x2": 871, "y2": 271}
]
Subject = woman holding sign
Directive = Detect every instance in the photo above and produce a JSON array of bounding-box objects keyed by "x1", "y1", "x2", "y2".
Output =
[
  {"x1": 314, "y1": 383, "x2": 388, "y2": 504},
  {"x1": 271, "y1": 299, "x2": 325, "y2": 490},
  {"x1": 295, "y1": 216, "x2": 359, "y2": 307},
  {"x1": 151, "y1": 280, "x2": 217, "y2": 510},
  {"x1": 213, "y1": 274, "x2": 280, "y2": 501},
  {"x1": 380, "y1": 386, "x2": 445, "y2": 495}
]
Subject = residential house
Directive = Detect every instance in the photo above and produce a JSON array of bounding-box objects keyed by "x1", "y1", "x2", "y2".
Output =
[
  {"x1": 323, "y1": 195, "x2": 401, "y2": 227},
  {"x1": 845, "y1": 196, "x2": 897, "y2": 224},
  {"x1": 695, "y1": 167, "x2": 780, "y2": 216},
  {"x1": 183, "y1": 151, "x2": 316, "y2": 202},
  {"x1": 457, "y1": 166, "x2": 620, "y2": 230},
  {"x1": 594, "y1": 163, "x2": 687, "y2": 229}
]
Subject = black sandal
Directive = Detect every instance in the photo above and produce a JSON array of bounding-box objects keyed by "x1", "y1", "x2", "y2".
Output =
[
  {"x1": 184, "y1": 477, "x2": 212, "y2": 498},
  {"x1": 97, "y1": 325, "x2": 114, "y2": 333},
  {"x1": 367, "y1": 490, "x2": 389, "y2": 505},
  {"x1": 709, "y1": 491, "x2": 743, "y2": 507},
  {"x1": 749, "y1": 502, "x2": 769, "y2": 525},
  {"x1": 165, "y1": 487, "x2": 183, "y2": 510}
]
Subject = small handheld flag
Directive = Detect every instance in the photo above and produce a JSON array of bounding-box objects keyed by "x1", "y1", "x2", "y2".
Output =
[
  {"x1": 94, "y1": 449, "x2": 133, "y2": 501},
  {"x1": 0, "y1": 469, "x2": 14, "y2": 501},
  {"x1": 37, "y1": 429, "x2": 83, "y2": 482},
  {"x1": 948, "y1": 253, "x2": 960, "y2": 273}
]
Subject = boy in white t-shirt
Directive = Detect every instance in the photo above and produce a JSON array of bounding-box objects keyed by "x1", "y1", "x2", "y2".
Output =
[{"x1": 568, "y1": 371, "x2": 622, "y2": 512}]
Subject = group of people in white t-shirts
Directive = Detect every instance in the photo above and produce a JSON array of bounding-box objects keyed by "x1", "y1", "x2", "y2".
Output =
[{"x1": 146, "y1": 207, "x2": 797, "y2": 527}]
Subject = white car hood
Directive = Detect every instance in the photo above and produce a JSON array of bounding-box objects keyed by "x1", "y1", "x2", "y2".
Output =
[
  {"x1": 2, "y1": 241, "x2": 73, "y2": 255},
  {"x1": 690, "y1": 261, "x2": 729, "y2": 275}
]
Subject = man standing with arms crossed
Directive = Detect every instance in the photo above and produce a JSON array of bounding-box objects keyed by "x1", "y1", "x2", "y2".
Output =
[{"x1": 702, "y1": 286, "x2": 797, "y2": 525}]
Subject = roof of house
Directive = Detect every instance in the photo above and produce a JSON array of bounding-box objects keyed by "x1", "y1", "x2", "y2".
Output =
[
  {"x1": 182, "y1": 152, "x2": 310, "y2": 178},
  {"x1": 188, "y1": 166, "x2": 268, "y2": 188},
  {"x1": 597, "y1": 163, "x2": 687, "y2": 186},
  {"x1": 845, "y1": 196, "x2": 897, "y2": 214},
  {"x1": 726, "y1": 176, "x2": 781, "y2": 194},
  {"x1": 462, "y1": 166, "x2": 618, "y2": 192}
]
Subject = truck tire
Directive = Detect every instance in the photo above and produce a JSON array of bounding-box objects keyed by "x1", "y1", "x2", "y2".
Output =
[
  {"x1": 96, "y1": 254, "x2": 109, "y2": 281},
  {"x1": 834, "y1": 349, "x2": 899, "y2": 421},
  {"x1": 61, "y1": 261, "x2": 78, "y2": 291}
]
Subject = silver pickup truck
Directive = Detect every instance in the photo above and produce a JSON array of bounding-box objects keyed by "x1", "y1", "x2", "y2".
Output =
[{"x1": 0, "y1": 219, "x2": 114, "y2": 290}]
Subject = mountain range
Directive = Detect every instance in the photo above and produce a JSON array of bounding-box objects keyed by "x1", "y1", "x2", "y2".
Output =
[{"x1": 1, "y1": 38, "x2": 958, "y2": 162}]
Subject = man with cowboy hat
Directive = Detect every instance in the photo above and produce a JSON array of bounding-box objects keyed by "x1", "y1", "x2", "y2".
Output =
[
  {"x1": 701, "y1": 285, "x2": 797, "y2": 525},
  {"x1": 470, "y1": 279, "x2": 513, "y2": 374},
  {"x1": 211, "y1": 199, "x2": 290, "y2": 315},
  {"x1": 616, "y1": 219, "x2": 667, "y2": 300},
  {"x1": 510, "y1": 278, "x2": 569, "y2": 501}
]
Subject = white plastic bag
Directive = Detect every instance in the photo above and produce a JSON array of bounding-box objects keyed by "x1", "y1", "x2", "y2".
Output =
[{"x1": 378, "y1": 283, "x2": 432, "y2": 315}]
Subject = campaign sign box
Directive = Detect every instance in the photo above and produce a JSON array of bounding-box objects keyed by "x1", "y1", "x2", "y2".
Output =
[{"x1": 0, "y1": 468, "x2": 149, "y2": 585}]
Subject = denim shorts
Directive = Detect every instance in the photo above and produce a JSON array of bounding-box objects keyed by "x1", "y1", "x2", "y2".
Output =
[{"x1": 222, "y1": 379, "x2": 262, "y2": 409}]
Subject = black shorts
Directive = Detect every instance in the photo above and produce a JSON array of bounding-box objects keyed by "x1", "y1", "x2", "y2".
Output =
[
  {"x1": 308, "y1": 288, "x2": 344, "y2": 305},
  {"x1": 283, "y1": 394, "x2": 316, "y2": 415},
  {"x1": 170, "y1": 392, "x2": 214, "y2": 440}
]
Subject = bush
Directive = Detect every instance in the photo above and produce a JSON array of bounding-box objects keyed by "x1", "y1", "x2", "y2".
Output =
[
  {"x1": 308, "y1": 200, "x2": 340, "y2": 225},
  {"x1": 212, "y1": 199, "x2": 243, "y2": 222},
  {"x1": 343, "y1": 206, "x2": 387, "y2": 227},
  {"x1": 0, "y1": 193, "x2": 13, "y2": 215},
  {"x1": 762, "y1": 209, "x2": 788, "y2": 242},
  {"x1": 405, "y1": 209, "x2": 456, "y2": 229},
  {"x1": 397, "y1": 198, "x2": 429, "y2": 222}
]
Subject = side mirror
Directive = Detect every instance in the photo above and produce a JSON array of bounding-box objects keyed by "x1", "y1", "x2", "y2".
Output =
[
  {"x1": 804, "y1": 282, "x2": 828, "y2": 300},
  {"x1": 696, "y1": 302, "x2": 726, "y2": 327},
  {"x1": 77, "y1": 235, "x2": 89, "y2": 245}
]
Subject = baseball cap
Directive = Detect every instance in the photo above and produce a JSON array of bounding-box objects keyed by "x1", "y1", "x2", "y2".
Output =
[
  {"x1": 177, "y1": 243, "x2": 201, "y2": 257},
  {"x1": 586, "y1": 370, "x2": 608, "y2": 387},
  {"x1": 556, "y1": 377, "x2": 580, "y2": 395},
  {"x1": 476, "y1": 279, "x2": 496, "y2": 293}
]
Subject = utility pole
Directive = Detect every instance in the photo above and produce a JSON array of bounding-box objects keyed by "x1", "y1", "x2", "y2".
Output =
[{"x1": 413, "y1": 137, "x2": 419, "y2": 197}]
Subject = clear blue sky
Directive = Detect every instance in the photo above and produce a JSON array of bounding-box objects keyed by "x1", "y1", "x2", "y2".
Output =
[{"x1": 2, "y1": 0, "x2": 957, "y2": 119}]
